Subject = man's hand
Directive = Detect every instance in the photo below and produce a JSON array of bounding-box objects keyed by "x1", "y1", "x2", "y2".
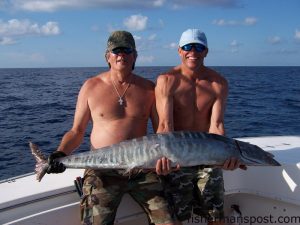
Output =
[
  {"x1": 47, "y1": 151, "x2": 67, "y2": 174},
  {"x1": 155, "y1": 157, "x2": 180, "y2": 175},
  {"x1": 222, "y1": 157, "x2": 247, "y2": 170}
]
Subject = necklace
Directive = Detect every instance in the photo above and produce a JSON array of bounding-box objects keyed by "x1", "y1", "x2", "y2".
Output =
[{"x1": 111, "y1": 75, "x2": 133, "y2": 106}]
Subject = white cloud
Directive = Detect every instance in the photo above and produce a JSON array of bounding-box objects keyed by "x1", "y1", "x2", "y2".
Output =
[
  {"x1": 133, "y1": 35, "x2": 142, "y2": 40},
  {"x1": 295, "y1": 29, "x2": 300, "y2": 41},
  {"x1": 0, "y1": 19, "x2": 37, "y2": 36},
  {"x1": 0, "y1": 19, "x2": 60, "y2": 37},
  {"x1": 213, "y1": 19, "x2": 226, "y2": 26},
  {"x1": 230, "y1": 40, "x2": 240, "y2": 47},
  {"x1": 4, "y1": 0, "x2": 166, "y2": 12},
  {"x1": 268, "y1": 36, "x2": 281, "y2": 45},
  {"x1": 0, "y1": 37, "x2": 17, "y2": 45},
  {"x1": 40, "y1": 21, "x2": 60, "y2": 35},
  {"x1": 212, "y1": 17, "x2": 258, "y2": 26},
  {"x1": 148, "y1": 34, "x2": 157, "y2": 41},
  {"x1": 0, "y1": 19, "x2": 60, "y2": 46},
  {"x1": 3, "y1": 0, "x2": 239, "y2": 12},
  {"x1": 170, "y1": 0, "x2": 239, "y2": 9},
  {"x1": 153, "y1": 0, "x2": 165, "y2": 7},
  {"x1": 212, "y1": 19, "x2": 239, "y2": 26},
  {"x1": 229, "y1": 40, "x2": 241, "y2": 53},
  {"x1": 133, "y1": 34, "x2": 158, "y2": 51},
  {"x1": 132, "y1": 34, "x2": 161, "y2": 53},
  {"x1": 137, "y1": 55, "x2": 154, "y2": 63},
  {"x1": 13, "y1": 0, "x2": 71, "y2": 12},
  {"x1": 164, "y1": 42, "x2": 178, "y2": 49},
  {"x1": 244, "y1": 17, "x2": 257, "y2": 25},
  {"x1": 171, "y1": 3, "x2": 182, "y2": 10},
  {"x1": 123, "y1": 14, "x2": 148, "y2": 31},
  {"x1": 133, "y1": 35, "x2": 155, "y2": 51}
]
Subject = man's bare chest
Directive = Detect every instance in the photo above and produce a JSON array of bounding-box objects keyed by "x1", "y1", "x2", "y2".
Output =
[
  {"x1": 173, "y1": 84, "x2": 216, "y2": 112},
  {"x1": 88, "y1": 89, "x2": 152, "y2": 120}
]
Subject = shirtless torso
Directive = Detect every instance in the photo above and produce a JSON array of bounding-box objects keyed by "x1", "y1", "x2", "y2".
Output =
[
  {"x1": 84, "y1": 72, "x2": 156, "y2": 148},
  {"x1": 56, "y1": 43, "x2": 157, "y2": 154},
  {"x1": 156, "y1": 65, "x2": 228, "y2": 135},
  {"x1": 56, "y1": 71, "x2": 156, "y2": 153}
]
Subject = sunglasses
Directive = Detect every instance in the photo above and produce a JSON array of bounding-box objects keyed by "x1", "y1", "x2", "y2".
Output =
[
  {"x1": 111, "y1": 47, "x2": 133, "y2": 55},
  {"x1": 181, "y1": 43, "x2": 206, "y2": 52}
]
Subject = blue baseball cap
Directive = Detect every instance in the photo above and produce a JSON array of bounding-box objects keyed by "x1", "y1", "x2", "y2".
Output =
[{"x1": 179, "y1": 29, "x2": 208, "y2": 48}]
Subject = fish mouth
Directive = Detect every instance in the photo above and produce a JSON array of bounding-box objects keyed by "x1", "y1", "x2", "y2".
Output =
[
  {"x1": 241, "y1": 157, "x2": 281, "y2": 166},
  {"x1": 272, "y1": 160, "x2": 281, "y2": 166}
]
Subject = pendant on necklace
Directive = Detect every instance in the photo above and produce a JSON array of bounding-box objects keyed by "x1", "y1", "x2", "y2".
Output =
[{"x1": 118, "y1": 97, "x2": 124, "y2": 105}]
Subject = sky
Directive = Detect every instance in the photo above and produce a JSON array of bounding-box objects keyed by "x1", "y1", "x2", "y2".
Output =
[{"x1": 0, "y1": 0, "x2": 300, "y2": 68}]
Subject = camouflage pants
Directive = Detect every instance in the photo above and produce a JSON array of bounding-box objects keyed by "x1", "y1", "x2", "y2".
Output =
[
  {"x1": 80, "y1": 169, "x2": 175, "y2": 225},
  {"x1": 163, "y1": 166, "x2": 224, "y2": 222}
]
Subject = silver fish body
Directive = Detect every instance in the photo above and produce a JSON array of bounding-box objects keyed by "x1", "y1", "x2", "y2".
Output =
[{"x1": 30, "y1": 131, "x2": 280, "y2": 182}]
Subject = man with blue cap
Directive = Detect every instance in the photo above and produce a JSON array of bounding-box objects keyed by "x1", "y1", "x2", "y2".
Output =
[{"x1": 155, "y1": 29, "x2": 245, "y2": 225}]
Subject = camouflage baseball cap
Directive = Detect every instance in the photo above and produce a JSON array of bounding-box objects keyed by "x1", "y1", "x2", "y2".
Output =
[{"x1": 107, "y1": 31, "x2": 136, "y2": 51}]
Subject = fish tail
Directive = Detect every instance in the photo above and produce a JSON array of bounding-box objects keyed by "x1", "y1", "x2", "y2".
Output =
[{"x1": 29, "y1": 142, "x2": 49, "y2": 182}]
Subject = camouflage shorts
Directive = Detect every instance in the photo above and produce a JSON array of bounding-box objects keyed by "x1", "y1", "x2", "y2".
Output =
[
  {"x1": 80, "y1": 169, "x2": 175, "y2": 225},
  {"x1": 163, "y1": 166, "x2": 224, "y2": 222}
]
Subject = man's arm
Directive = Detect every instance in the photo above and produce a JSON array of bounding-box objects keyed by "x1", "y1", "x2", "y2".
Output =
[
  {"x1": 155, "y1": 75, "x2": 178, "y2": 175},
  {"x1": 56, "y1": 80, "x2": 91, "y2": 155},
  {"x1": 209, "y1": 78, "x2": 228, "y2": 135},
  {"x1": 209, "y1": 78, "x2": 246, "y2": 170},
  {"x1": 155, "y1": 75, "x2": 175, "y2": 133}
]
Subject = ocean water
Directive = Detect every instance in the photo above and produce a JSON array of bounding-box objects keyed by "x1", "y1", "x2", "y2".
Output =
[{"x1": 0, "y1": 66, "x2": 299, "y2": 180}]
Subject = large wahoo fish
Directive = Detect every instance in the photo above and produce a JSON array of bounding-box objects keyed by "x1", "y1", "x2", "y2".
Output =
[{"x1": 30, "y1": 131, "x2": 280, "y2": 182}]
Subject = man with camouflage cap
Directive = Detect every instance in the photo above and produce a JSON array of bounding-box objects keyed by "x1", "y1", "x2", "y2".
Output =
[{"x1": 46, "y1": 30, "x2": 177, "y2": 225}]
